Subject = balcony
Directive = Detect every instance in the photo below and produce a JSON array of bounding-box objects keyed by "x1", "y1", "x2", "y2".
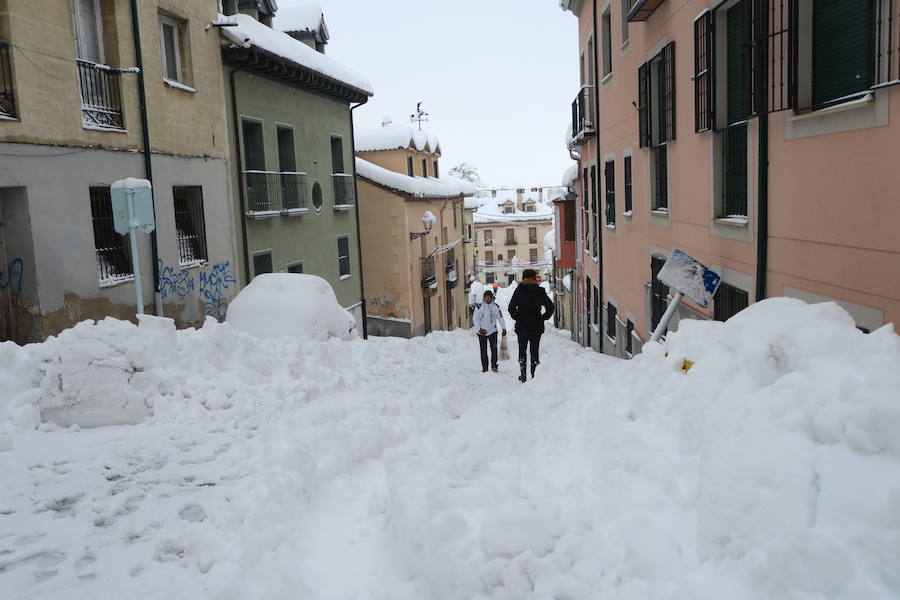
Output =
[
  {"x1": 244, "y1": 171, "x2": 308, "y2": 218},
  {"x1": 333, "y1": 173, "x2": 355, "y2": 210},
  {"x1": 77, "y1": 60, "x2": 124, "y2": 131},
  {"x1": 626, "y1": 0, "x2": 667, "y2": 22},
  {"x1": 571, "y1": 84, "x2": 595, "y2": 141},
  {"x1": 0, "y1": 42, "x2": 16, "y2": 120},
  {"x1": 445, "y1": 248, "x2": 458, "y2": 288},
  {"x1": 505, "y1": 237, "x2": 518, "y2": 246},
  {"x1": 421, "y1": 255, "x2": 436, "y2": 289}
]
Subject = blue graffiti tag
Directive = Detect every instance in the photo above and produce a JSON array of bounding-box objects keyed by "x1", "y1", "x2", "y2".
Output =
[
  {"x1": 0, "y1": 258, "x2": 24, "y2": 293},
  {"x1": 199, "y1": 261, "x2": 236, "y2": 320},
  {"x1": 158, "y1": 259, "x2": 196, "y2": 300}
]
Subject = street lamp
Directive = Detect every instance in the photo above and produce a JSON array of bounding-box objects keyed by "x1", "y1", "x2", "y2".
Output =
[{"x1": 410, "y1": 210, "x2": 436, "y2": 240}]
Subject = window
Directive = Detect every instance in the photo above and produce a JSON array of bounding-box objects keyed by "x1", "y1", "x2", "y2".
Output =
[
  {"x1": 650, "y1": 256, "x2": 669, "y2": 334},
  {"x1": 601, "y1": 7, "x2": 613, "y2": 78},
  {"x1": 621, "y1": 0, "x2": 630, "y2": 45},
  {"x1": 528, "y1": 227, "x2": 537, "y2": 244},
  {"x1": 484, "y1": 229, "x2": 492, "y2": 245},
  {"x1": 653, "y1": 145, "x2": 668, "y2": 211},
  {"x1": 714, "y1": 282, "x2": 749, "y2": 322},
  {"x1": 586, "y1": 278, "x2": 592, "y2": 325},
  {"x1": 486, "y1": 272, "x2": 495, "y2": 284},
  {"x1": 159, "y1": 16, "x2": 183, "y2": 82},
  {"x1": 337, "y1": 236, "x2": 351, "y2": 278},
  {"x1": 582, "y1": 167, "x2": 590, "y2": 250},
  {"x1": 638, "y1": 42, "x2": 676, "y2": 148},
  {"x1": 721, "y1": 123, "x2": 748, "y2": 217},
  {"x1": 593, "y1": 286, "x2": 600, "y2": 329},
  {"x1": 485, "y1": 250, "x2": 494, "y2": 265},
  {"x1": 173, "y1": 186, "x2": 207, "y2": 265},
  {"x1": 90, "y1": 186, "x2": 132, "y2": 283},
  {"x1": 287, "y1": 262, "x2": 303, "y2": 274},
  {"x1": 73, "y1": 0, "x2": 103, "y2": 63},
  {"x1": 694, "y1": 10, "x2": 714, "y2": 133},
  {"x1": 508, "y1": 249, "x2": 516, "y2": 260},
  {"x1": 421, "y1": 157, "x2": 428, "y2": 177},
  {"x1": 590, "y1": 165, "x2": 598, "y2": 257},
  {"x1": 311, "y1": 180, "x2": 323, "y2": 211},
  {"x1": 624, "y1": 155, "x2": 633, "y2": 213},
  {"x1": 0, "y1": 42, "x2": 15, "y2": 119},
  {"x1": 433, "y1": 160, "x2": 439, "y2": 178},
  {"x1": 811, "y1": 1, "x2": 873, "y2": 108},
  {"x1": 503, "y1": 205, "x2": 514, "y2": 214},
  {"x1": 506, "y1": 228, "x2": 515, "y2": 245},
  {"x1": 407, "y1": 156, "x2": 414, "y2": 176},
  {"x1": 604, "y1": 160, "x2": 616, "y2": 227},
  {"x1": 242, "y1": 120, "x2": 265, "y2": 171},
  {"x1": 253, "y1": 252, "x2": 272, "y2": 277},
  {"x1": 524, "y1": 202, "x2": 535, "y2": 212},
  {"x1": 330, "y1": 136, "x2": 345, "y2": 174},
  {"x1": 626, "y1": 319, "x2": 635, "y2": 354},
  {"x1": 564, "y1": 201, "x2": 576, "y2": 241},
  {"x1": 606, "y1": 303, "x2": 617, "y2": 341},
  {"x1": 530, "y1": 248, "x2": 538, "y2": 263}
]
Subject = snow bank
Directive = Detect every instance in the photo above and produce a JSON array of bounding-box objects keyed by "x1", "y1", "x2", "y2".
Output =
[
  {"x1": 355, "y1": 157, "x2": 476, "y2": 198},
  {"x1": 225, "y1": 273, "x2": 357, "y2": 342},
  {"x1": 220, "y1": 13, "x2": 372, "y2": 96}
]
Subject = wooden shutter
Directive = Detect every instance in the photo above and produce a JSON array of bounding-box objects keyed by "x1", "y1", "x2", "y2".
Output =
[
  {"x1": 661, "y1": 42, "x2": 676, "y2": 142},
  {"x1": 812, "y1": 0, "x2": 873, "y2": 107},
  {"x1": 638, "y1": 62, "x2": 651, "y2": 147},
  {"x1": 694, "y1": 11, "x2": 714, "y2": 132}
]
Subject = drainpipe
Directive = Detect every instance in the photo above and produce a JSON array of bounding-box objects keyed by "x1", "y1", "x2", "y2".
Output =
[
  {"x1": 755, "y1": 16, "x2": 769, "y2": 303},
  {"x1": 349, "y1": 98, "x2": 369, "y2": 339},
  {"x1": 592, "y1": 0, "x2": 603, "y2": 341},
  {"x1": 129, "y1": 0, "x2": 162, "y2": 315},
  {"x1": 228, "y1": 68, "x2": 252, "y2": 285}
]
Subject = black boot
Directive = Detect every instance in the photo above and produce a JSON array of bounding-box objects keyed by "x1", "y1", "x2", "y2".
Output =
[
  {"x1": 518, "y1": 360, "x2": 527, "y2": 383},
  {"x1": 531, "y1": 361, "x2": 539, "y2": 378}
]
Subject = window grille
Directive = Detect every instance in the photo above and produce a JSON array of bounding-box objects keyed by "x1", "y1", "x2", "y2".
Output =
[
  {"x1": 406, "y1": 156, "x2": 414, "y2": 176},
  {"x1": 173, "y1": 186, "x2": 207, "y2": 265},
  {"x1": 694, "y1": 11, "x2": 714, "y2": 132},
  {"x1": 624, "y1": 156, "x2": 633, "y2": 213},
  {"x1": 77, "y1": 60, "x2": 124, "y2": 130},
  {"x1": 604, "y1": 160, "x2": 616, "y2": 227},
  {"x1": 606, "y1": 303, "x2": 617, "y2": 340},
  {"x1": 722, "y1": 123, "x2": 748, "y2": 217},
  {"x1": 0, "y1": 42, "x2": 16, "y2": 119},
  {"x1": 653, "y1": 145, "x2": 668, "y2": 210},
  {"x1": 90, "y1": 186, "x2": 132, "y2": 283},
  {"x1": 639, "y1": 42, "x2": 676, "y2": 147},
  {"x1": 714, "y1": 282, "x2": 749, "y2": 321},
  {"x1": 626, "y1": 319, "x2": 635, "y2": 354},
  {"x1": 338, "y1": 236, "x2": 351, "y2": 277},
  {"x1": 650, "y1": 256, "x2": 669, "y2": 334},
  {"x1": 287, "y1": 262, "x2": 303, "y2": 274},
  {"x1": 253, "y1": 253, "x2": 272, "y2": 276}
]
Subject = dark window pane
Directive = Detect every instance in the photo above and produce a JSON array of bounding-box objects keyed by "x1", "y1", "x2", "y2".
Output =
[
  {"x1": 331, "y1": 136, "x2": 344, "y2": 174},
  {"x1": 173, "y1": 186, "x2": 208, "y2": 264},
  {"x1": 253, "y1": 253, "x2": 272, "y2": 276},
  {"x1": 90, "y1": 186, "x2": 133, "y2": 282},
  {"x1": 714, "y1": 282, "x2": 749, "y2": 321},
  {"x1": 812, "y1": 0, "x2": 873, "y2": 106}
]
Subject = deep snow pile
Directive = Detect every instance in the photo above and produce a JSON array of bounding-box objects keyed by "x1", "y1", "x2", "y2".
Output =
[{"x1": 1, "y1": 298, "x2": 899, "y2": 599}]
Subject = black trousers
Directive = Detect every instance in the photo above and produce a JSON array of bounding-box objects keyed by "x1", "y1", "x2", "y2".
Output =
[
  {"x1": 518, "y1": 333, "x2": 541, "y2": 365},
  {"x1": 478, "y1": 332, "x2": 498, "y2": 370}
]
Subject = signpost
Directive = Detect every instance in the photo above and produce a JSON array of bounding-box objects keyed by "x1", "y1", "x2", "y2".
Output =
[
  {"x1": 111, "y1": 178, "x2": 155, "y2": 315},
  {"x1": 649, "y1": 248, "x2": 721, "y2": 343}
]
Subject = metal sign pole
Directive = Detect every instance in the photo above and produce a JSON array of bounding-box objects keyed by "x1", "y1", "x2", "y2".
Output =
[
  {"x1": 649, "y1": 291, "x2": 683, "y2": 343},
  {"x1": 126, "y1": 189, "x2": 144, "y2": 315}
]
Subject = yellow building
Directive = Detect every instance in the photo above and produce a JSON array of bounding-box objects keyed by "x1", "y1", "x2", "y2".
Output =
[
  {"x1": 355, "y1": 123, "x2": 474, "y2": 337},
  {"x1": 0, "y1": 0, "x2": 234, "y2": 342},
  {"x1": 469, "y1": 189, "x2": 555, "y2": 286}
]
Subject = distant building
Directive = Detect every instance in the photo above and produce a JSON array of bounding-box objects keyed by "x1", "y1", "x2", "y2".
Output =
[
  {"x1": 469, "y1": 189, "x2": 555, "y2": 286},
  {"x1": 355, "y1": 124, "x2": 475, "y2": 337}
]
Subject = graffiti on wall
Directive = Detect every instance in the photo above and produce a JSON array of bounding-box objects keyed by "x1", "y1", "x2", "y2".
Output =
[
  {"x1": 199, "y1": 261, "x2": 236, "y2": 320},
  {"x1": 0, "y1": 258, "x2": 24, "y2": 293},
  {"x1": 156, "y1": 260, "x2": 237, "y2": 320}
]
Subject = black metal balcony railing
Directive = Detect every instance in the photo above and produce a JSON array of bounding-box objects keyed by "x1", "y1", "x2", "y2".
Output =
[
  {"x1": 244, "y1": 171, "x2": 308, "y2": 217},
  {"x1": 333, "y1": 173, "x2": 355, "y2": 208},
  {"x1": 0, "y1": 42, "x2": 16, "y2": 120},
  {"x1": 571, "y1": 84, "x2": 595, "y2": 141},
  {"x1": 421, "y1": 255, "x2": 436, "y2": 289},
  {"x1": 505, "y1": 237, "x2": 517, "y2": 246},
  {"x1": 445, "y1": 248, "x2": 455, "y2": 272},
  {"x1": 77, "y1": 60, "x2": 124, "y2": 130}
]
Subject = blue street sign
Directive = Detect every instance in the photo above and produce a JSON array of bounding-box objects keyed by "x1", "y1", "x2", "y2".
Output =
[{"x1": 656, "y1": 248, "x2": 721, "y2": 308}]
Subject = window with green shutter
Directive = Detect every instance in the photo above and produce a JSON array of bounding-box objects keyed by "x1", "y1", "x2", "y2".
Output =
[
  {"x1": 604, "y1": 160, "x2": 616, "y2": 227},
  {"x1": 726, "y1": 0, "x2": 752, "y2": 124},
  {"x1": 812, "y1": 0, "x2": 874, "y2": 107}
]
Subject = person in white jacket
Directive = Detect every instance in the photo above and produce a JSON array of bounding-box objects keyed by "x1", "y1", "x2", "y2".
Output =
[{"x1": 472, "y1": 290, "x2": 507, "y2": 372}]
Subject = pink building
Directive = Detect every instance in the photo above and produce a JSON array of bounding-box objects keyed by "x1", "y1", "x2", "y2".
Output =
[{"x1": 560, "y1": 0, "x2": 900, "y2": 357}]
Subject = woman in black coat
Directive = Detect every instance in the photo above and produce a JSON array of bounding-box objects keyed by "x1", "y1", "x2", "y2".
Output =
[{"x1": 508, "y1": 269, "x2": 555, "y2": 382}]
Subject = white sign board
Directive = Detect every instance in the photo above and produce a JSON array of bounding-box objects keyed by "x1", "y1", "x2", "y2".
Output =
[
  {"x1": 111, "y1": 178, "x2": 155, "y2": 234},
  {"x1": 656, "y1": 248, "x2": 721, "y2": 308}
]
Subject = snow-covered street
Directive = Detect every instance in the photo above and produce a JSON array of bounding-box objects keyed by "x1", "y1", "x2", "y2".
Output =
[{"x1": 2, "y1": 292, "x2": 900, "y2": 599}]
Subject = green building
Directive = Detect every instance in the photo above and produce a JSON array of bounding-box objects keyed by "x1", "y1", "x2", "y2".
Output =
[{"x1": 218, "y1": 1, "x2": 373, "y2": 332}]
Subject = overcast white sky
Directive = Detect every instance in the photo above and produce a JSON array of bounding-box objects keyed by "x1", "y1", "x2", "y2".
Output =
[{"x1": 279, "y1": 0, "x2": 579, "y2": 189}]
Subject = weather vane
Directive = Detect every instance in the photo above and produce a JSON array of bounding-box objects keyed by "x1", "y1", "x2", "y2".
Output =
[{"x1": 410, "y1": 101, "x2": 429, "y2": 131}]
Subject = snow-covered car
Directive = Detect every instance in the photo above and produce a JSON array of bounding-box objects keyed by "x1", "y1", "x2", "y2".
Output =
[{"x1": 225, "y1": 273, "x2": 358, "y2": 341}]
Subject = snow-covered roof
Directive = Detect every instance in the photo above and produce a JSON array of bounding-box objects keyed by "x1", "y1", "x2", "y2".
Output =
[
  {"x1": 562, "y1": 164, "x2": 578, "y2": 186},
  {"x1": 473, "y1": 196, "x2": 554, "y2": 224},
  {"x1": 355, "y1": 157, "x2": 476, "y2": 198},
  {"x1": 464, "y1": 196, "x2": 487, "y2": 210},
  {"x1": 355, "y1": 125, "x2": 441, "y2": 154},
  {"x1": 220, "y1": 13, "x2": 373, "y2": 96},
  {"x1": 275, "y1": 3, "x2": 324, "y2": 34},
  {"x1": 543, "y1": 229, "x2": 557, "y2": 253}
]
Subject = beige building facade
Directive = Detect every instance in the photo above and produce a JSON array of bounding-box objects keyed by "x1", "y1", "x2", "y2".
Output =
[
  {"x1": 561, "y1": 0, "x2": 900, "y2": 358},
  {"x1": 355, "y1": 125, "x2": 473, "y2": 337},
  {"x1": 0, "y1": 0, "x2": 235, "y2": 342}
]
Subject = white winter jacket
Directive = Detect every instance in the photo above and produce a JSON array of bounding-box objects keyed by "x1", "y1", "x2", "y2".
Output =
[{"x1": 473, "y1": 302, "x2": 507, "y2": 335}]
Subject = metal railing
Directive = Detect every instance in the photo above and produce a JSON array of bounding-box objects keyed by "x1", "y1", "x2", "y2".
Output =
[
  {"x1": 571, "y1": 84, "x2": 595, "y2": 141},
  {"x1": 244, "y1": 171, "x2": 308, "y2": 216},
  {"x1": 445, "y1": 248, "x2": 456, "y2": 272},
  {"x1": 505, "y1": 237, "x2": 518, "y2": 245},
  {"x1": 875, "y1": 0, "x2": 900, "y2": 89},
  {"x1": 77, "y1": 60, "x2": 124, "y2": 130},
  {"x1": 0, "y1": 42, "x2": 16, "y2": 119},
  {"x1": 333, "y1": 173, "x2": 355, "y2": 208},
  {"x1": 90, "y1": 187, "x2": 133, "y2": 283}
]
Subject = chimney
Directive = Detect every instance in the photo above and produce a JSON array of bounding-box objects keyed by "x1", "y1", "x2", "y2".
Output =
[
  {"x1": 516, "y1": 188, "x2": 524, "y2": 210},
  {"x1": 491, "y1": 189, "x2": 497, "y2": 198},
  {"x1": 538, "y1": 187, "x2": 544, "y2": 203}
]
